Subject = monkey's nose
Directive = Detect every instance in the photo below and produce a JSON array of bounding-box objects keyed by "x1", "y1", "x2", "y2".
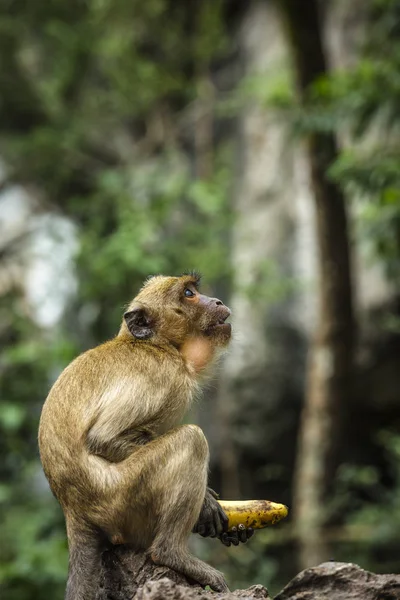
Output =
[{"x1": 213, "y1": 298, "x2": 231, "y2": 316}]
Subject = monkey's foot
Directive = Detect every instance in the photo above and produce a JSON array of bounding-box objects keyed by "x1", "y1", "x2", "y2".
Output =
[
  {"x1": 151, "y1": 550, "x2": 229, "y2": 593},
  {"x1": 208, "y1": 573, "x2": 229, "y2": 593},
  {"x1": 199, "y1": 565, "x2": 229, "y2": 593}
]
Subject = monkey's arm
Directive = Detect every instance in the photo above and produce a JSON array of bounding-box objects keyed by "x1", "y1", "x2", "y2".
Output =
[
  {"x1": 83, "y1": 360, "x2": 158, "y2": 462},
  {"x1": 87, "y1": 425, "x2": 154, "y2": 462}
]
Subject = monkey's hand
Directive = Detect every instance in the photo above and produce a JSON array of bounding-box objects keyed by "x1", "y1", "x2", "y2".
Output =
[
  {"x1": 193, "y1": 487, "x2": 229, "y2": 538},
  {"x1": 219, "y1": 524, "x2": 255, "y2": 547}
]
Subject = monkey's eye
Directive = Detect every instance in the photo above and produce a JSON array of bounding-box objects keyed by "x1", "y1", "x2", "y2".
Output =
[{"x1": 184, "y1": 288, "x2": 195, "y2": 298}]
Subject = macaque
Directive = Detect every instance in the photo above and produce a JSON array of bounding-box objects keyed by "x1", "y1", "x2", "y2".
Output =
[{"x1": 39, "y1": 273, "x2": 251, "y2": 600}]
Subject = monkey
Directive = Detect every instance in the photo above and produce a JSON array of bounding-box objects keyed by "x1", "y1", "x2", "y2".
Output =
[{"x1": 39, "y1": 273, "x2": 252, "y2": 600}]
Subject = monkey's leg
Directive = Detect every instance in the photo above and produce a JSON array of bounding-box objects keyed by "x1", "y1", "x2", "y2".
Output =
[{"x1": 115, "y1": 424, "x2": 228, "y2": 593}]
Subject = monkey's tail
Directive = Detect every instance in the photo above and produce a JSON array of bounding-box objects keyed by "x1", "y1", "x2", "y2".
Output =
[{"x1": 65, "y1": 521, "x2": 104, "y2": 600}]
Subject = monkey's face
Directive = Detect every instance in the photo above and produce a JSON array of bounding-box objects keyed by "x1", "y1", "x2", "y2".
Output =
[
  {"x1": 179, "y1": 276, "x2": 232, "y2": 346},
  {"x1": 123, "y1": 274, "x2": 231, "y2": 347}
]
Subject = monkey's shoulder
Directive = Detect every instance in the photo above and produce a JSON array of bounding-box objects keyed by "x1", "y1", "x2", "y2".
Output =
[{"x1": 49, "y1": 337, "x2": 193, "y2": 398}]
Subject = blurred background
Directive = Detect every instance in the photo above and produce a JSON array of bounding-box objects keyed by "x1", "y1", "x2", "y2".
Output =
[{"x1": 1, "y1": 0, "x2": 400, "y2": 598}]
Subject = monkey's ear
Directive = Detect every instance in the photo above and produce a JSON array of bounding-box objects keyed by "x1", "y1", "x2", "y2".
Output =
[{"x1": 124, "y1": 306, "x2": 154, "y2": 340}]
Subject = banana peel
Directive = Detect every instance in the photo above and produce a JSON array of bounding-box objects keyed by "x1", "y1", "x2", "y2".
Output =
[{"x1": 218, "y1": 499, "x2": 288, "y2": 530}]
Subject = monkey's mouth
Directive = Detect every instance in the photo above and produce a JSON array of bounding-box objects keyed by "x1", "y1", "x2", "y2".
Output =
[{"x1": 205, "y1": 312, "x2": 231, "y2": 335}]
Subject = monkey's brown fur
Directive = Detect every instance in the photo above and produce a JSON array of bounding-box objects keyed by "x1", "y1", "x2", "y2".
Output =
[{"x1": 39, "y1": 274, "x2": 232, "y2": 599}]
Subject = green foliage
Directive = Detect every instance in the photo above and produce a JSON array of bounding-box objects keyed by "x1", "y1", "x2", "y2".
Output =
[
  {"x1": 74, "y1": 149, "x2": 232, "y2": 338},
  {"x1": 328, "y1": 431, "x2": 400, "y2": 573},
  {"x1": 348, "y1": 431, "x2": 400, "y2": 534},
  {"x1": 330, "y1": 151, "x2": 400, "y2": 276},
  {"x1": 0, "y1": 1, "x2": 233, "y2": 597},
  {"x1": 2, "y1": 0, "x2": 400, "y2": 597},
  {"x1": 282, "y1": 0, "x2": 400, "y2": 277},
  {"x1": 0, "y1": 294, "x2": 77, "y2": 599},
  {"x1": 236, "y1": 259, "x2": 299, "y2": 307},
  {"x1": 0, "y1": 501, "x2": 67, "y2": 600}
]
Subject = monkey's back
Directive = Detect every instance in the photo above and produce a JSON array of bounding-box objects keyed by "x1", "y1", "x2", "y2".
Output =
[{"x1": 39, "y1": 337, "x2": 196, "y2": 506}]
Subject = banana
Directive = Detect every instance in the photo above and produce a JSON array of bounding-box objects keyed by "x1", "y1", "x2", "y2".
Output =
[{"x1": 218, "y1": 499, "x2": 288, "y2": 530}]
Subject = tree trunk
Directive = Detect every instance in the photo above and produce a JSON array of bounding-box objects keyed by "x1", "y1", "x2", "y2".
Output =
[
  {"x1": 94, "y1": 545, "x2": 271, "y2": 600},
  {"x1": 216, "y1": 0, "x2": 301, "y2": 501},
  {"x1": 278, "y1": 0, "x2": 355, "y2": 569},
  {"x1": 96, "y1": 545, "x2": 190, "y2": 600}
]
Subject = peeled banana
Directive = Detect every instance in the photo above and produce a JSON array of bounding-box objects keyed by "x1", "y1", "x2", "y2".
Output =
[{"x1": 218, "y1": 499, "x2": 288, "y2": 530}]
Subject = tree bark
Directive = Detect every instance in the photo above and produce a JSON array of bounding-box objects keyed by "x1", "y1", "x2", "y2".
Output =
[
  {"x1": 278, "y1": 0, "x2": 355, "y2": 569},
  {"x1": 94, "y1": 545, "x2": 271, "y2": 600},
  {"x1": 96, "y1": 545, "x2": 190, "y2": 600}
]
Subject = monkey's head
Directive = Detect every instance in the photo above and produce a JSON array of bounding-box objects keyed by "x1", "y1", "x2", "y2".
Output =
[{"x1": 120, "y1": 273, "x2": 231, "y2": 350}]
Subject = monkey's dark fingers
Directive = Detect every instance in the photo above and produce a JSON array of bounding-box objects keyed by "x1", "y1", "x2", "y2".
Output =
[
  {"x1": 196, "y1": 524, "x2": 206, "y2": 536},
  {"x1": 219, "y1": 525, "x2": 254, "y2": 546},
  {"x1": 206, "y1": 522, "x2": 217, "y2": 538},
  {"x1": 238, "y1": 524, "x2": 247, "y2": 543},
  {"x1": 237, "y1": 524, "x2": 254, "y2": 543},
  {"x1": 196, "y1": 517, "x2": 217, "y2": 538},
  {"x1": 215, "y1": 503, "x2": 229, "y2": 535},
  {"x1": 226, "y1": 526, "x2": 240, "y2": 546},
  {"x1": 207, "y1": 487, "x2": 220, "y2": 500},
  {"x1": 231, "y1": 528, "x2": 240, "y2": 546},
  {"x1": 220, "y1": 532, "x2": 232, "y2": 547}
]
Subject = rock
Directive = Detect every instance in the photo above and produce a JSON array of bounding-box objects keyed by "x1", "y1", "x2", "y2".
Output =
[
  {"x1": 233, "y1": 585, "x2": 272, "y2": 599},
  {"x1": 95, "y1": 547, "x2": 400, "y2": 600},
  {"x1": 275, "y1": 561, "x2": 400, "y2": 600}
]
